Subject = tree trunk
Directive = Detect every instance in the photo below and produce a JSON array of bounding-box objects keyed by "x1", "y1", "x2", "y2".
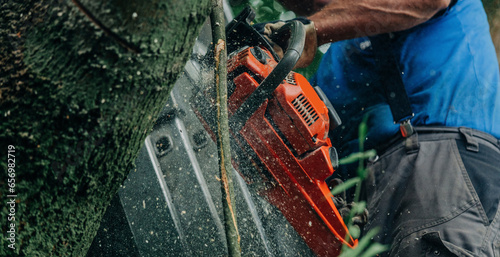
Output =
[
  {"x1": 484, "y1": 0, "x2": 500, "y2": 62},
  {"x1": 489, "y1": 9, "x2": 500, "y2": 62},
  {"x1": 0, "y1": 0, "x2": 211, "y2": 255}
]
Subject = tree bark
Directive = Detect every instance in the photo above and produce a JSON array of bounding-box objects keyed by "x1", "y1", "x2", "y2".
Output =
[
  {"x1": 489, "y1": 10, "x2": 500, "y2": 62},
  {"x1": 0, "y1": 0, "x2": 211, "y2": 256},
  {"x1": 484, "y1": 0, "x2": 500, "y2": 62}
]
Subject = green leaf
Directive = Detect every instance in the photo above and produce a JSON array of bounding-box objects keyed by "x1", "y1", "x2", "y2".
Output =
[
  {"x1": 339, "y1": 150, "x2": 377, "y2": 165},
  {"x1": 357, "y1": 166, "x2": 366, "y2": 180},
  {"x1": 358, "y1": 122, "x2": 367, "y2": 145},
  {"x1": 351, "y1": 201, "x2": 366, "y2": 215},
  {"x1": 339, "y1": 227, "x2": 383, "y2": 257},
  {"x1": 358, "y1": 114, "x2": 369, "y2": 150},
  {"x1": 348, "y1": 225, "x2": 360, "y2": 239},
  {"x1": 331, "y1": 177, "x2": 361, "y2": 196},
  {"x1": 355, "y1": 227, "x2": 381, "y2": 251}
]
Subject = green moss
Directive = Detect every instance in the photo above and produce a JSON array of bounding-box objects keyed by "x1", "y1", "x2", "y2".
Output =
[{"x1": 0, "y1": 0, "x2": 211, "y2": 255}]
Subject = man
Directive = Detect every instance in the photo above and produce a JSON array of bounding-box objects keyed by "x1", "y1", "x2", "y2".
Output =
[{"x1": 263, "y1": 0, "x2": 500, "y2": 256}]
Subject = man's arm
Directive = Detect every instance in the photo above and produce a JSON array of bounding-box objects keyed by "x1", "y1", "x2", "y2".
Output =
[
  {"x1": 308, "y1": 0, "x2": 451, "y2": 45},
  {"x1": 276, "y1": 0, "x2": 333, "y2": 16}
]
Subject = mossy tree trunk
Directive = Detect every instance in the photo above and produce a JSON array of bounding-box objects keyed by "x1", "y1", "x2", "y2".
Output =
[
  {"x1": 484, "y1": 0, "x2": 500, "y2": 62},
  {"x1": 489, "y1": 9, "x2": 500, "y2": 62},
  {"x1": 0, "y1": 0, "x2": 211, "y2": 255}
]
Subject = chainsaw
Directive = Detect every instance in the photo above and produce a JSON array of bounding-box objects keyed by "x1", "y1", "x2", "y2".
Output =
[{"x1": 191, "y1": 7, "x2": 357, "y2": 256}]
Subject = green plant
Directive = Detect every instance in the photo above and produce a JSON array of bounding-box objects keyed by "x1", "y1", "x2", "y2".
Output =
[
  {"x1": 228, "y1": 0, "x2": 323, "y2": 79},
  {"x1": 331, "y1": 115, "x2": 389, "y2": 257}
]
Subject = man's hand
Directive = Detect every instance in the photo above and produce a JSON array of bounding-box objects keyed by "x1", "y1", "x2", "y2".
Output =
[{"x1": 261, "y1": 19, "x2": 318, "y2": 69}]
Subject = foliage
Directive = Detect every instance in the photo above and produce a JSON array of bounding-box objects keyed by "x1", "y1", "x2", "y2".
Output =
[
  {"x1": 483, "y1": 0, "x2": 500, "y2": 62},
  {"x1": 333, "y1": 115, "x2": 389, "y2": 257},
  {"x1": 228, "y1": 0, "x2": 324, "y2": 79},
  {"x1": 229, "y1": 0, "x2": 292, "y2": 23}
]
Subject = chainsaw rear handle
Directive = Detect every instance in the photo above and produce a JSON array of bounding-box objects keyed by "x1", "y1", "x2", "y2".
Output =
[
  {"x1": 268, "y1": 21, "x2": 305, "y2": 63},
  {"x1": 229, "y1": 20, "x2": 306, "y2": 131}
]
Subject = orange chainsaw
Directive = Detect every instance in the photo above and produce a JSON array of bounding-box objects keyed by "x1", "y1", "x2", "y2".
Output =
[{"x1": 191, "y1": 7, "x2": 357, "y2": 256}]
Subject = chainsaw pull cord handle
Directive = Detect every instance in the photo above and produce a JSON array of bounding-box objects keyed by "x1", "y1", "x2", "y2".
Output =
[{"x1": 229, "y1": 20, "x2": 306, "y2": 131}]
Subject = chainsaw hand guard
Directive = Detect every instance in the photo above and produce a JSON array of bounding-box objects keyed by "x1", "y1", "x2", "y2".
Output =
[{"x1": 229, "y1": 19, "x2": 305, "y2": 131}]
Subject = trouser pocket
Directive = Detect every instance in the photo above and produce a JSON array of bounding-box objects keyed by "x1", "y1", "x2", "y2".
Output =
[
  {"x1": 455, "y1": 138, "x2": 500, "y2": 224},
  {"x1": 364, "y1": 138, "x2": 486, "y2": 249}
]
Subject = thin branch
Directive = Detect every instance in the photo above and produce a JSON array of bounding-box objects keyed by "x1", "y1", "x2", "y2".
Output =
[{"x1": 210, "y1": 0, "x2": 241, "y2": 256}]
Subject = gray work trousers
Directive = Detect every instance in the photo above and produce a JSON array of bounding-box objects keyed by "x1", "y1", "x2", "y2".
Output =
[{"x1": 364, "y1": 127, "x2": 500, "y2": 256}]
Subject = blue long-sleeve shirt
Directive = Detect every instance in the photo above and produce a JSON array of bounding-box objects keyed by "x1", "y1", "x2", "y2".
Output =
[{"x1": 312, "y1": 0, "x2": 500, "y2": 155}]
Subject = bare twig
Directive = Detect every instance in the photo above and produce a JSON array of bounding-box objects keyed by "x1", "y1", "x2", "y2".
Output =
[{"x1": 210, "y1": 0, "x2": 241, "y2": 256}]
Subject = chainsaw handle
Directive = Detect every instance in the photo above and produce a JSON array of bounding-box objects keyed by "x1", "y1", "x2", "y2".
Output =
[
  {"x1": 229, "y1": 20, "x2": 306, "y2": 131},
  {"x1": 268, "y1": 20, "x2": 306, "y2": 64}
]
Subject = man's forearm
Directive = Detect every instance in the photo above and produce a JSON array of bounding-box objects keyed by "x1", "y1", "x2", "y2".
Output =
[
  {"x1": 308, "y1": 0, "x2": 451, "y2": 45},
  {"x1": 277, "y1": 0, "x2": 332, "y2": 16}
]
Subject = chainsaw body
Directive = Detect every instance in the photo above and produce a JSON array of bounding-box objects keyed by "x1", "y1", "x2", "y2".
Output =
[{"x1": 192, "y1": 8, "x2": 356, "y2": 256}]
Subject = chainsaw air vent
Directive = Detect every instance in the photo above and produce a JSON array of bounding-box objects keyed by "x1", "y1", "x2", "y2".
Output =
[
  {"x1": 292, "y1": 94, "x2": 319, "y2": 126},
  {"x1": 285, "y1": 72, "x2": 296, "y2": 85}
]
